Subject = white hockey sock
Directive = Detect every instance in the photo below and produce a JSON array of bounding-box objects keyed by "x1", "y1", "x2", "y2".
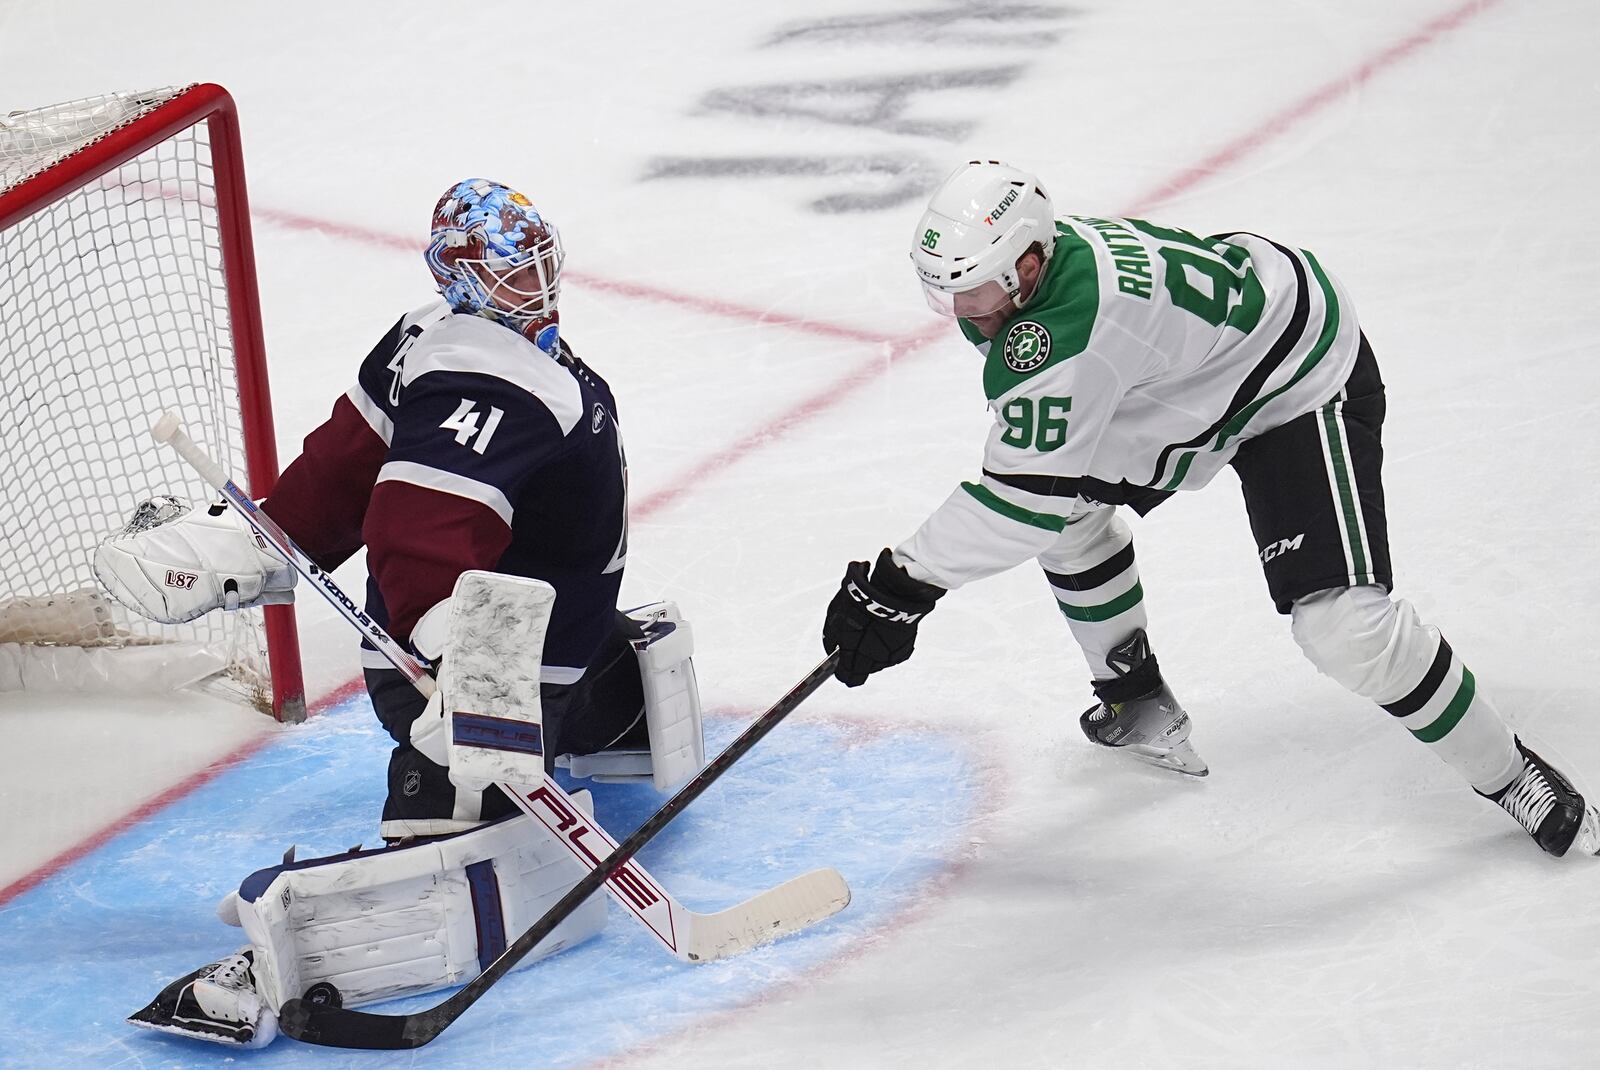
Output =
[
  {"x1": 1376, "y1": 636, "x2": 1520, "y2": 794},
  {"x1": 1291, "y1": 587, "x2": 1519, "y2": 793},
  {"x1": 1038, "y1": 509, "x2": 1148, "y2": 681}
]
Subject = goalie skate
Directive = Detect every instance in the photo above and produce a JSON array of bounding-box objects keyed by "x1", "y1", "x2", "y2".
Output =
[{"x1": 127, "y1": 949, "x2": 276, "y2": 1049}]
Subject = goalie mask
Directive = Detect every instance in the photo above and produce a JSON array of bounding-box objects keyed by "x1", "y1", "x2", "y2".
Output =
[
  {"x1": 910, "y1": 160, "x2": 1056, "y2": 320},
  {"x1": 426, "y1": 178, "x2": 564, "y2": 353}
]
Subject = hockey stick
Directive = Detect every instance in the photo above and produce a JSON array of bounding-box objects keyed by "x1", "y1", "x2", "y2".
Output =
[
  {"x1": 151, "y1": 413, "x2": 849, "y2": 962},
  {"x1": 277, "y1": 651, "x2": 839, "y2": 1049}
]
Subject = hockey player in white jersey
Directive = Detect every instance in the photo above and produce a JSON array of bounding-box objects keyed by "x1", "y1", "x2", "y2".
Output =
[
  {"x1": 822, "y1": 159, "x2": 1599, "y2": 860},
  {"x1": 94, "y1": 179, "x2": 707, "y2": 1047}
]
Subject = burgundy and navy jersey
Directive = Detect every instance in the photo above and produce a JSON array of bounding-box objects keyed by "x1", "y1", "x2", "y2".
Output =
[{"x1": 265, "y1": 301, "x2": 628, "y2": 681}]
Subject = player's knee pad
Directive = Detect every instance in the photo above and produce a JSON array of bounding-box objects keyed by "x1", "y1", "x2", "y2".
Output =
[
  {"x1": 1037, "y1": 506, "x2": 1130, "y2": 574},
  {"x1": 215, "y1": 801, "x2": 607, "y2": 1012},
  {"x1": 560, "y1": 601, "x2": 706, "y2": 791},
  {"x1": 1289, "y1": 585, "x2": 1438, "y2": 703}
]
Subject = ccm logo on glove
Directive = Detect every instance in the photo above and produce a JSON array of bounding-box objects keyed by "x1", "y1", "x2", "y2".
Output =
[
  {"x1": 844, "y1": 580, "x2": 926, "y2": 624},
  {"x1": 822, "y1": 548, "x2": 946, "y2": 687}
]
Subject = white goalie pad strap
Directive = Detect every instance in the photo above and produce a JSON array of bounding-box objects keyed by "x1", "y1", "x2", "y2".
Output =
[
  {"x1": 409, "y1": 597, "x2": 452, "y2": 664},
  {"x1": 225, "y1": 803, "x2": 606, "y2": 1011},
  {"x1": 445, "y1": 571, "x2": 554, "y2": 789}
]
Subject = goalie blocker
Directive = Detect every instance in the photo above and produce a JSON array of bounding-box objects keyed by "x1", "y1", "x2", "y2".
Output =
[{"x1": 128, "y1": 804, "x2": 608, "y2": 1048}]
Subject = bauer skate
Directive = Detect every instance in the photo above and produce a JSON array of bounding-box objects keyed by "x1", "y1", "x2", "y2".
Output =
[
  {"x1": 1079, "y1": 629, "x2": 1208, "y2": 777},
  {"x1": 1479, "y1": 738, "x2": 1600, "y2": 858}
]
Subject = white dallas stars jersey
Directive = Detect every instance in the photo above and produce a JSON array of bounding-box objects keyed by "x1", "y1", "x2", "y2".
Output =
[{"x1": 896, "y1": 215, "x2": 1362, "y2": 588}]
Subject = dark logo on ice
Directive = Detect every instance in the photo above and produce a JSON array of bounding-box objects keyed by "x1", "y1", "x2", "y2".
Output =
[
  {"x1": 402, "y1": 770, "x2": 422, "y2": 797},
  {"x1": 1003, "y1": 321, "x2": 1051, "y2": 373}
]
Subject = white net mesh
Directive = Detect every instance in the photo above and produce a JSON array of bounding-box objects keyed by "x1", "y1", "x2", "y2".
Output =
[{"x1": 0, "y1": 87, "x2": 271, "y2": 707}]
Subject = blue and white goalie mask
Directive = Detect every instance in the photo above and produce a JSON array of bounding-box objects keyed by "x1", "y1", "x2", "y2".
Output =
[{"x1": 425, "y1": 178, "x2": 564, "y2": 353}]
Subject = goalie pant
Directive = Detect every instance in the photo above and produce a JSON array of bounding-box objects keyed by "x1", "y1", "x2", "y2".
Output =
[{"x1": 128, "y1": 804, "x2": 606, "y2": 1049}]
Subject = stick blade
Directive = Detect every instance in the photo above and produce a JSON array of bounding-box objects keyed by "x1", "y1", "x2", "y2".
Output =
[
  {"x1": 277, "y1": 997, "x2": 441, "y2": 1050},
  {"x1": 684, "y1": 867, "x2": 851, "y2": 962}
]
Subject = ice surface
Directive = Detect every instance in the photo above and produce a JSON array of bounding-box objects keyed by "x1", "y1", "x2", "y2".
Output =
[{"x1": 2, "y1": 1, "x2": 1599, "y2": 1066}]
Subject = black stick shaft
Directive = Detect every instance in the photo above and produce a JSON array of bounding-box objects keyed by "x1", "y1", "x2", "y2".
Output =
[{"x1": 278, "y1": 651, "x2": 840, "y2": 1050}]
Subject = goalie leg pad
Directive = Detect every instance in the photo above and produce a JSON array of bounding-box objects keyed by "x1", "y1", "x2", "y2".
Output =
[
  {"x1": 559, "y1": 602, "x2": 706, "y2": 791},
  {"x1": 442, "y1": 571, "x2": 556, "y2": 790},
  {"x1": 634, "y1": 602, "x2": 706, "y2": 792},
  {"x1": 221, "y1": 800, "x2": 606, "y2": 1012}
]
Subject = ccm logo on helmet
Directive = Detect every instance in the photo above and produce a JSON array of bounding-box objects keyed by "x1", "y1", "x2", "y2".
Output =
[{"x1": 845, "y1": 580, "x2": 924, "y2": 623}]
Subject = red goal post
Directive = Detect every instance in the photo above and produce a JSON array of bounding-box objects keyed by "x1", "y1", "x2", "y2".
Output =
[{"x1": 0, "y1": 84, "x2": 305, "y2": 722}]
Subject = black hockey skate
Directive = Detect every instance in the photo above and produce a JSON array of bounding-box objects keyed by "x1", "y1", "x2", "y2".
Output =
[
  {"x1": 1479, "y1": 738, "x2": 1600, "y2": 858},
  {"x1": 127, "y1": 948, "x2": 277, "y2": 1048},
  {"x1": 1079, "y1": 629, "x2": 1208, "y2": 777}
]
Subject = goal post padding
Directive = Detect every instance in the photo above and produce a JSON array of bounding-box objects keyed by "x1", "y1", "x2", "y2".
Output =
[{"x1": 0, "y1": 84, "x2": 305, "y2": 721}]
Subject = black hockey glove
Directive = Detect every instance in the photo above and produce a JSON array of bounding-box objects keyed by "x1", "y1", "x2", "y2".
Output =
[{"x1": 822, "y1": 548, "x2": 945, "y2": 687}]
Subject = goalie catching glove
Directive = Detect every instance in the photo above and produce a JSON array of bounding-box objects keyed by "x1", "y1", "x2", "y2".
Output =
[
  {"x1": 823, "y1": 548, "x2": 945, "y2": 686},
  {"x1": 93, "y1": 496, "x2": 296, "y2": 624}
]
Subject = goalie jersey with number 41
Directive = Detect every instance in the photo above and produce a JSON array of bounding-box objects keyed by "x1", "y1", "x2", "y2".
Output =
[
  {"x1": 906, "y1": 216, "x2": 1363, "y2": 585},
  {"x1": 264, "y1": 298, "x2": 628, "y2": 677}
]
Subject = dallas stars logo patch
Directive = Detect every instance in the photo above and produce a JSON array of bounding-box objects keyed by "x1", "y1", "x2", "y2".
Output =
[{"x1": 1003, "y1": 321, "x2": 1051, "y2": 373}]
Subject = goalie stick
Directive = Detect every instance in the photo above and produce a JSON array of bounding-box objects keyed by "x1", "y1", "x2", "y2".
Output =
[{"x1": 151, "y1": 413, "x2": 849, "y2": 966}]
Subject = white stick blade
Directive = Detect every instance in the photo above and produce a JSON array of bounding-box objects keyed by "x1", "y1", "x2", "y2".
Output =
[{"x1": 683, "y1": 867, "x2": 851, "y2": 962}]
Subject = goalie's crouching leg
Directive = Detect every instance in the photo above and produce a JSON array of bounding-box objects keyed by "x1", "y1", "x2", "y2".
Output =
[
  {"x1": 127, "y1": 802, "x2": 607, "y2": 1048},
  {"x1": 558, "y1": 602, "x2": 707, "y2": 792}
]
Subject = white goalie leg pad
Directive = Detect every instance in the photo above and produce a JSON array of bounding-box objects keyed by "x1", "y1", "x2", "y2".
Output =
[
  {"x1": 558, "y1": 602, "x2": 706, "y2": 791},
  {"x1": 633, "y1": 601, "x2": 707, "y2": 791},
  {"x1": 219, "y1": 799, "x2": 606, "y2": 1012},
  {"x1": 442, "y1": 571, "x2": 555, "y2": 791}
]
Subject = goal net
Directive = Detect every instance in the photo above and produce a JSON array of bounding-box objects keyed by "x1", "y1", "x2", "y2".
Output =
[{"x1": 0, "y1": 84, "x2": 305, "y2": 721}]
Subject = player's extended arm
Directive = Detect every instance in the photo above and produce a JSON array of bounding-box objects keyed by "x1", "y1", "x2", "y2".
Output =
[
  {"x1": 898, "y1": 350, "x2": 1126, "y2": 589},
  {"x1": 820, "y1": 352, "x2": 1127, "y2": 687}
]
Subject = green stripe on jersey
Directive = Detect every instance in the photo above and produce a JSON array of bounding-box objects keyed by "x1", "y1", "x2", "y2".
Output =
[
  {"x1": 1057, "y1": 582, "x2": 1145, "y2": 622},
  {"x1": 1410, "y1": 667, "x2": 1476, "y2": 743},
  {"x1": 982, "y1": 223, "x2": 1099, "y2": 401},
  {"x1": 957, "y1": 317, "x2": 991, "y2": 353},
  {"x1": 960, "y1": 481, "x2": 1067, "y2": 531},
  {"x1": 1159, "y1": 450, "x2": 1197, "y2": 491}
]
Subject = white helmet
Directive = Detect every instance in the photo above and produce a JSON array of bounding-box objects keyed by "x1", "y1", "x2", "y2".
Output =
[{"x1": 910, "y1": 160, "x2": 1056, "y2": 318}]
